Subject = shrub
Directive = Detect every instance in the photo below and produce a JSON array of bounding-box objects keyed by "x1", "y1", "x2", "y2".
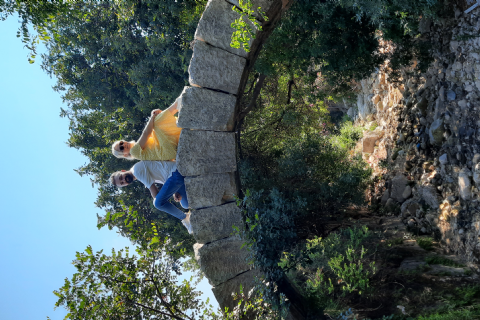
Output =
[{"x1": 278, "y1": 226, "x2": 377, "y2": 312}]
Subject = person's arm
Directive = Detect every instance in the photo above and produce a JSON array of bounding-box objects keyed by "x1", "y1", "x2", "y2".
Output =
[
  {"x1": 149, "y1": 184, "x2": 159, "y2": 199},
  {"x1": 165, "y1": 99, "x2": 179, "y2": 115},
  {"x1": 137, "y1": 111, "x2": 157, "y2": 150}
]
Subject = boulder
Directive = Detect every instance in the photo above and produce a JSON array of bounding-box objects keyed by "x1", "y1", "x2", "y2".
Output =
[
  {"x1": 189, "y1": 40, "x2": 246, "y2": 94},
  {"x1": 385, "y1": 198, "x2": 397, "y2": 212},
  {"x1": 185, "y1": 172, "x2": 238, "y2": 209},
  {"x1": 402, "y1": 185, "x2": 412, "y2": 199},
  {"x1": 390, "y1": 174, "x2": 409, "y2": 203},
  {"x1": 439, "y1": 153, "x2": 448, "y2": 165},
  {"x1": 473, "y1": 163, "x2": 480, "y2": 187},
  {"x1": 401, "y1": 199, "x2": 420, "y2": 217},
  {"x1": 194, "y1": 236, "x2": 251, "y2": 286},
  {"x1": 429, "y1": 118, "x2": 445, "y2": 145},
  {"x1": 447, "y1": 90, "x2": 456, "y2": 101},
  {"x1": 212, "y1": 269, "x2": 263, "y2": 313},
  {"x1": 417, "y1": 185, "x2": 440, "y2": 209},
  {"x1": 419, "y1": 18, "x2": 432, "y2": 33},
  {"x1": 177, "y1": 86, "x2": 236, "y2": 131},
  {"x1": 416, "y1": 97, "x2": 428, "y2": 115},
  {"x1": 473, "y1": 153, "x2": 480, "y2": 165},
  {"x1": 177, "y1": 130, "x2": 236, "y2": 176},
  {"x1": 191, "y1": 203, "x2": 244, "y2": 244},
  {"x1": 380, "y1": 189, "x2": 390, "y2": 205},
  {"x1": 195, "y1": 0, "x2": 254, "y2": 57},
  {"x1": 458, "y1": 169, "x2": 472, "y2": 201}
]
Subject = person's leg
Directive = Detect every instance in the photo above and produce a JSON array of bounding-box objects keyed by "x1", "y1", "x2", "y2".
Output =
[
  {"x1": 176, "y1": 184, "x2": 189, "y2": 209},
  {"x1": 154, "y1": 170, "x2": 186, "y2": 220}
]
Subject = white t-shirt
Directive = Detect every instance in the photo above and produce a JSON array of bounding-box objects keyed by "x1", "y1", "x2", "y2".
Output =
[{"x1": 131, "y1": 161, "x2": 177, "y2": 188}]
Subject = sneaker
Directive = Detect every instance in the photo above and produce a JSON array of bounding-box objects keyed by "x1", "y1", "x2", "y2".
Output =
[{"x1": 182, "y1": 211, "x2": 193, "y2": 234}]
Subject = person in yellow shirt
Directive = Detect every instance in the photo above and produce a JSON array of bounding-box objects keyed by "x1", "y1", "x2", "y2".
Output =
[{"x1": 112, "y1": 100, "x2": 182, "y2": 161}]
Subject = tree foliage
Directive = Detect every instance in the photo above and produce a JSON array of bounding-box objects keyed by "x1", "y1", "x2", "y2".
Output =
[
  {"x1": 39, "y1": 0, "x2": 206, "y2": 254},
  {"x1": 0, "y1": 0, "x2": 71, "y2": 63},
  {"x1": 54, "y1": 242, "x2": 219, "y2": 320},
  {"x1": 254, "y1": 0, "x2": 439, "y2": 91}
]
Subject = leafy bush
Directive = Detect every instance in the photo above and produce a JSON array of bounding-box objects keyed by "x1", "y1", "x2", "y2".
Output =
[
  {"x1": 278, "y1": 226, "x2": 377, "y2": 313},
  {"x1": 330, "y1": 120, "x2": 364, "y2": 151},
  {"x1": 417, "y1": 237, "x2": 434, "y2": 251}
]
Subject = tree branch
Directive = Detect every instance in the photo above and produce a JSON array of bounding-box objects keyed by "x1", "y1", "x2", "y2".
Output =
[
  {"x1": 237, "y1": 74, "x2": 267, "y2": 124},
  {"x1": 244, "y1": 73, "x2": 259, "y2": 95},
  {"x1": 132, "y1": 301, "x2": 186, "y2": 320},
  {"x1": 287, "y1": 78, "x2": 295, "y2": 104}
]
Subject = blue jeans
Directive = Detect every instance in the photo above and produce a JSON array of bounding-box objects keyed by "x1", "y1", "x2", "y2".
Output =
[{"x1": 154, "y1": 170, "x2": 188, "y2": 220}]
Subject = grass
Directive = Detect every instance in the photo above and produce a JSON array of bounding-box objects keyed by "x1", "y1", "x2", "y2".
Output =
[
  {"x1": 417, "y1": 238, "x2": 434, "y2": 251},
  {"x1": 424, "y1": 256, "x2": 465, "y2": 268},
  {"x1": 416, "y1": 308, "x2": 480, "y2": 320},
  {"x1": 386, "y1": 238, "x2": 404, "y2": 246}
]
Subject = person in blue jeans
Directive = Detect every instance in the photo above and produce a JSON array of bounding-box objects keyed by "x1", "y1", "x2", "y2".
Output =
[{"x1": 109, "y1": 160, "x2": 192, "y2": 233}]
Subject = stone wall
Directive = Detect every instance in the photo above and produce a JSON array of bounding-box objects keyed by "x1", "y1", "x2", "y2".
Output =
[
  {"x1": 349, "y1": 7, "x2": 480, "y2": 268},
  {"x1": 174, "y1": 0, "x2": 294, "y2": 316}
]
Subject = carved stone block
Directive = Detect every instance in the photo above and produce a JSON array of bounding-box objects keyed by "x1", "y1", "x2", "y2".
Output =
[
  {"x1": 212, "y1": 269, "x2": 262, "y2": 313},
  {"x1": 189, "y1": 40, "x2": 246, "y2": 95},
  {"x1": 195, "y1": 0, "x2": 254, "y2": 57},
  {"x1": 185, "y1": 172, "x2": 238, "y2": 209},
  {"x1": 177, "y1": 130, "x2": 236, "y2": 176},
  {"x1": 191, "y1": 203, "x2": 243, "y2": 244},
  {"x1": 194, "y1": 236, "x2": 251, "y2": 286},
  {"x1": 177, "y1": 86, "x2": 236, "y2": 131}
]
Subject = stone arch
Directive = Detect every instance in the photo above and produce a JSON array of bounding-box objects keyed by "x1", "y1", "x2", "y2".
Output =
[{"x1": 173, "y1": 0, "x2": 297, "y2": 315}]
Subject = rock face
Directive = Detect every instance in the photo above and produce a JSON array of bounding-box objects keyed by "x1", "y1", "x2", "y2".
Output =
[
  {"x1": 189, "y1": 40, "x2": 246, "y2": 94},
  {"x1": 177, "y1": 86, "x2": 237, "y2": 131},
  {"x1": 362, "y1": 131, "x2": 382, "y2": 153},
  {"x1": 185, "y1": 172, "x2": 238, "y2": 209},
  {"x1": 194, "y1": 236, "x2": 251, "y2": 286},
  {"x1": 177, "y1": 130, "x2": 236, "y2": 176},
  {"x1": 347, "y1": 9, "x2": 480, "y2": 264},
  {"x1": 195, "y1": 0, "x2": 254, "y2": 57},
  {"x1": 191, "y1": 203, "x2": 244, "y2": 244}
]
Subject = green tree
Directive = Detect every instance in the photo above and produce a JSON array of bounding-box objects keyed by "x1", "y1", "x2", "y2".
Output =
[
  {"x1": 250, "y1": 0, "x2": 438, "y2": 92},
  {"x1": 54, "y1": 243, "x2": 219, "y2": 320},
  {"x1": 0, "y1": 0, "x2": 72, "y2": 63},
  {"x1": 40, "y1": 0, "x2": 206, "y2": 254}
]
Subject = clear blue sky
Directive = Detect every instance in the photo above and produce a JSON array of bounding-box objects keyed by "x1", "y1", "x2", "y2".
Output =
[{"x1": 0, "y1": 16, "x2": 215, "y2": 320}]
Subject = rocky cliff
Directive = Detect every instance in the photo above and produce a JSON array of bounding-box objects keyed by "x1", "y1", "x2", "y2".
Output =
[{"x1": 350, "y1": 7, "x2": 480, "y2": 267}]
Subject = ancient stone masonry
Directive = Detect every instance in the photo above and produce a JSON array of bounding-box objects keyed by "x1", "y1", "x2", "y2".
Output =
[
  {"x1": 174, "y1": 0, "x2": 290, "y2": 315},
  {"x1": 349, "y1": 7, "x2": 480, "y2": 268}
]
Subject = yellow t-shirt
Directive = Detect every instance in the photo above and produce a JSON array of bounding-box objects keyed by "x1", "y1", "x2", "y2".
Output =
[{"x1": 130, "y1": 110, "x2": 182, "y2": 161}]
